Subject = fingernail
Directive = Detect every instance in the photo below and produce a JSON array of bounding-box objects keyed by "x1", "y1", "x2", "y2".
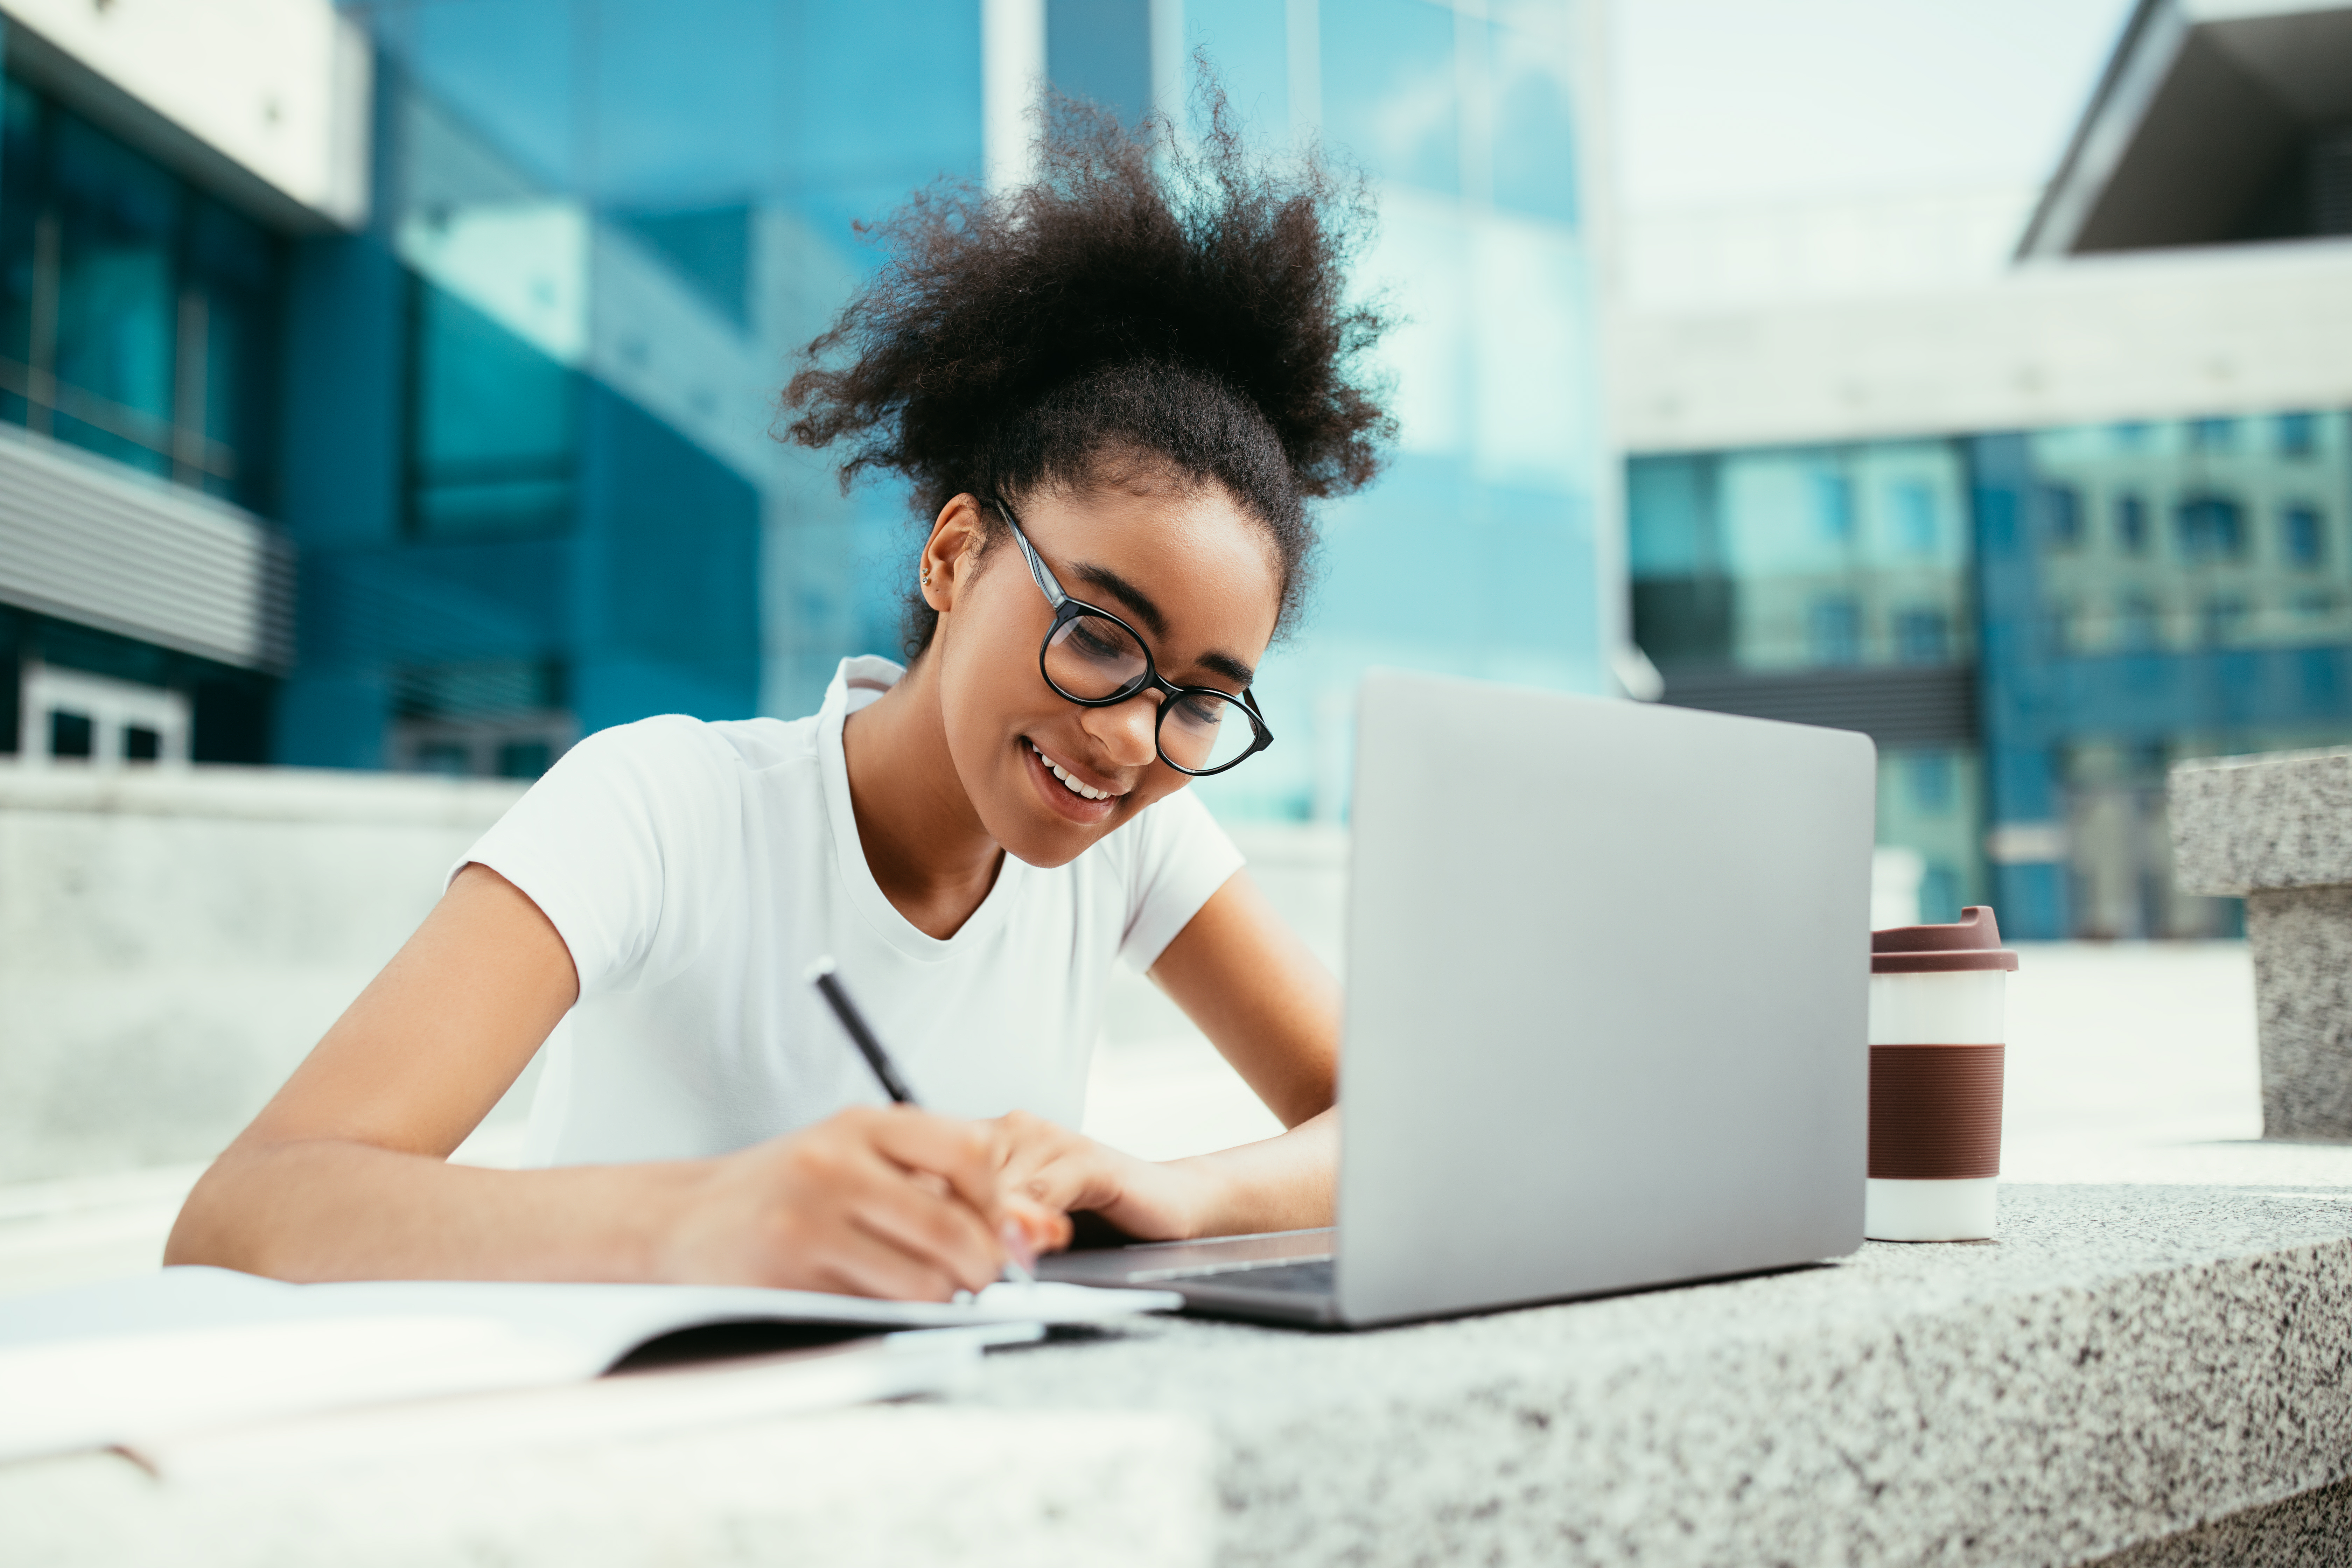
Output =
[{"x1": 1001, "y1": 1219, "x2": 1039, "y2": 1274}]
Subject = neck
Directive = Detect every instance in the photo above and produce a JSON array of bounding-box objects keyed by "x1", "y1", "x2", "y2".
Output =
[{"x1": 839, "y1": 654, "x2": 1004, "y2": 940}]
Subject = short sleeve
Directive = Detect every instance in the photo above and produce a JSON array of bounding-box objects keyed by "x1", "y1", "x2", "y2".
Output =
[
  {"x1": 450, "y1": 716, "x2": 738, "y2": 995},
  {"x1": 1114, "y1": 786, "x2": 1247, "y2": 971}
]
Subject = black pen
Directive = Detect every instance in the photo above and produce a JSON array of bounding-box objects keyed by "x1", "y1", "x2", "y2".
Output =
[{"x1": 805, "y1": 955, "x2": 1035, "y2": 1285}]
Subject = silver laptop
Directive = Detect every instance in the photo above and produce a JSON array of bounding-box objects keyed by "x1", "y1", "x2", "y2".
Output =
[{"x1": 1041, "y1": 668, "x2": 1875, "y2": 1328}]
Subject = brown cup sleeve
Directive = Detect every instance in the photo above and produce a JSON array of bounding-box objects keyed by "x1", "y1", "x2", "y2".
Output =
[{"x1": 1868, "y1": 1044, "x2": 2003, "y2": 1181}]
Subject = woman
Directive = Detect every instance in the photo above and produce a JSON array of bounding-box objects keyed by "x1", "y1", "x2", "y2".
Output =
[{"x1": 167, "y1": 98, "x2": 1394, "y2": 1301}]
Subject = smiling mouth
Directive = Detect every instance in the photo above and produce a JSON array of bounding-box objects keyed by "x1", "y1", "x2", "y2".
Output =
[{"x1": 1030, "y1": 742, "x2": 1120, "y2": 802}]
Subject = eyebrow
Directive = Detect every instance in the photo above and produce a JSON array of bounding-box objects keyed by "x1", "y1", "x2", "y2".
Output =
[
  {"x1": 1070, "y1": 561, "x2": 1257, "y2": 691},
  {"x1": 1070, "y1": 562, "x2": 1167, "y2": 637}
]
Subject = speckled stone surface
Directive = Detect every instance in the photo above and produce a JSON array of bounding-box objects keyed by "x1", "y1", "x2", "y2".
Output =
[
  {"x1": 2171, "y1": 748, "x2": 2352, "y2": 896},
  {"x1": 9, "y1": 1179, "x2": 2352, "y2": 1567},
  {"x1": 2096, "y1": 1473, "x2": 2352, "y2": 1568},
  {"x1": 0, "y1": 1408, "x2": 1216, "y2": 1568},
  {"x1": 956, "y1": 1182, "x2": 2352, "y2": 1568},
  {"x1": 2172, "y1": 751, "x2": 2352, "y2": 1139},
  {"x1": 2248, "y1": 888, "x2": 2352, "y2": 1139}
]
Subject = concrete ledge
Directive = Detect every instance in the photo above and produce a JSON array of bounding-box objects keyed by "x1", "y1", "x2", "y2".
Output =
[
  {"x1": 0, "y1": 761, "x2": 527, "y2": 826},
  {"x1": 0, "y1": 763, "x2": 530, "y2": 1180},
  {"x1": 2172, "y1": 749, "x2": 2352, "y2": 1138},
  {"x1": 0, "y1": 1408, "x2": 1215, "y2": 1568},
  {"x1": 2098, "y1": 1474, "x2": 2352, "y2": 1568},
  {"x1": 2171, "y1": 747, "x2": 2352, "y2": 896},
  {"x1": 8, "y1": 1174, "x2": 2352, "y2": 1565},
  {"x1": 958, "y1": 1175, "x2": 2352, "y2": 1567}
]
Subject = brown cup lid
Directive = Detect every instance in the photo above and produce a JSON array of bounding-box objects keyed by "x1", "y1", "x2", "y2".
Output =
[{"x1": 1872, "y1": 905, "x2": 2019, "y2": 974}]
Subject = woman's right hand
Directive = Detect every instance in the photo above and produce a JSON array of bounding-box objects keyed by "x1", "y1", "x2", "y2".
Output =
[{"x1": 655, "y1": 1105, "x2": 1027, "y2": 1300}]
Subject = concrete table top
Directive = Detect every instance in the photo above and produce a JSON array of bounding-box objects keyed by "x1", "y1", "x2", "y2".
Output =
[
  {"x1": 8, "y1": 1146, "x2": 2352, "y2": 1568},
  {"x1": 2171, "y1": 746, "x2": 2352, "y2": 896}
]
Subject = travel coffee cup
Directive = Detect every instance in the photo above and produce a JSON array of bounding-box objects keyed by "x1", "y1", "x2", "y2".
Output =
[{"x1": 1865, "y1": 906, "x2": 2018, "y2": 1242}]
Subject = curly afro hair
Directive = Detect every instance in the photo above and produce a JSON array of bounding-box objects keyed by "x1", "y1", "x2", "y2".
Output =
[{"x1": 779, "y1": 81, "x2": 1396, "y2": 661}]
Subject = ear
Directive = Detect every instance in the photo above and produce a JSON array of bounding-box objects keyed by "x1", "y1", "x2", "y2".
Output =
[{"x1": 919, "y1": 495, "x2": 990, "y2": 615}]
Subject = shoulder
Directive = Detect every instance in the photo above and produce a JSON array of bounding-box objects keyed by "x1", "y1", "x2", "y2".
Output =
[
  {"x1": 519, "y1": 715, "x2": 820, "y2": 848},
  {"x1": 562, "y1": 713, "x2": 815, "y2": 788}
]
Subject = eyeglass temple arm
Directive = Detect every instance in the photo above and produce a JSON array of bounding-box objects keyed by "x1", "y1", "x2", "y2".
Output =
[{"x1": 992, "y1": 499, "x2": 1069, "y2": 610}]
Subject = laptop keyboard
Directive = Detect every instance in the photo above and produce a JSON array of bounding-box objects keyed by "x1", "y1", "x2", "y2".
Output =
[{"x1": 1182, "y1": 1258, "x2": 1335, "y2": 1295}]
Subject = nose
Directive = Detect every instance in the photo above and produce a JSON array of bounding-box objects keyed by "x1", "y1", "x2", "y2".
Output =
[{"x1": 1078, "y1": 693, "x2": 1159, "y2": 771}]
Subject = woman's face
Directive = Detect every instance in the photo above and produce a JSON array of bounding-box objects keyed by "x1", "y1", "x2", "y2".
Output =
[{"x1": 926, "y1": 478, "x2": 1282, "y2": 868}]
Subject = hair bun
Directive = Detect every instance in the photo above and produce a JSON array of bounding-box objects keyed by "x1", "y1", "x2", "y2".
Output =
[{"x1": 781, "y1": 77, "x2": 1396, "y2": 655}]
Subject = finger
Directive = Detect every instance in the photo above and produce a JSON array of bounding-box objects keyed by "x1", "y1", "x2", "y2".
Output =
[
  {"x1": 867, "y1": 1111, "x2": 1014, "y2": 1224},
  {"x1": 1006, "y1": 1197, "x2": 1074, "y2": 1254},
  {"x1": 1008, "y1": 1142, "x2": 1123, "y2": 1218},
  {"x1": 840, "y1": 1154, "x2": 1004, "y2": 1292},
  {"x1": 804, "y1": 1219, "x2": 964, "y2": 1302}
]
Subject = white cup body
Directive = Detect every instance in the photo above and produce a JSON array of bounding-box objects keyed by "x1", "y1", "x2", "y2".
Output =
[{"x1": 1866, "y1": 970, "x2": 2005, "y2": 1242}]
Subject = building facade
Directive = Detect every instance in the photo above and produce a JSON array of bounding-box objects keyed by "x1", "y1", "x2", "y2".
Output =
[
  {"x1": 0, "y1": 0, "x2": 1608, "y2": 826},
  {"x1": 1623, "y1": 0, "x2": 2352, "y2": 939}
]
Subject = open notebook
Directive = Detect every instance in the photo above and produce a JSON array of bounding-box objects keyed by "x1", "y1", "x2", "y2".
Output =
[{"x1": 0, "y1": 1266, "x2": 1180, "y2": 1466}]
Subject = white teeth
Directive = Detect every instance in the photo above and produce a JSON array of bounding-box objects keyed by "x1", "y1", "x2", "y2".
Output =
[{"x1": 1033, "y1": 744, "x2": 1109, "y2": 801}]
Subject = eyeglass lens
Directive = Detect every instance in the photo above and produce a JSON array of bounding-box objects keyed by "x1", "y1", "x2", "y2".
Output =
[
  {"x1": 1042, "y1": 612, "x2": 1258, "y2": 774},
  {"x1": 1044, "y1": 612, "x2": 1149, "y2": 700}
]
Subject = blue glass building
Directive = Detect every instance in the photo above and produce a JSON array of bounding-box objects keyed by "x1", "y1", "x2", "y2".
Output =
[
  {"x1": 0, "y1": 1, "x2": 1606, "y2": 825},
  {"x1": 1629, "y1": 415, "x2": 2352, "y2": 940},
  {"x1": 1624, "y1": 1, "x2": 2352, "y2": 943}
]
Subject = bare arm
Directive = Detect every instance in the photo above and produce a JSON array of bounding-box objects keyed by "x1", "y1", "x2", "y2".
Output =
[
  {"x1": 997, "y1": 868, "x2": 1342, "y2": 1238},
  {"x1": 167, "y1": 864, "x2": 1032, "y2": 1296}
]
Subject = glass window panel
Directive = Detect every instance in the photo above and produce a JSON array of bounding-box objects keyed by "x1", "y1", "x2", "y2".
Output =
[
  {"x1": 1808, "y1": 596, "x2": 1861, "y2": 664},
  {"x1": 2176, "y1": 493, "x2": 2246, "y2": 561},
  {"x1": 1322, "y1": 0, "x2": 1460, "y2": 195},
  {"x1": 49, "y1": 112, "x2": 180, "y2": 473},
  {"x1": 2115, "y1": 493, "x2": 2148, "y2": 553},
  {"x1": 786, "y1": 0, "x2": 983, "y2": 192},
  {"x1": 1813, "y1": 472, "x2": 1855, "y2": 542},
  {"x1": 1489, "y1": 21, "x2": 1578, "y2": 224},
  {"x1": 390, "y1": 0, "x2": 580, "y2": 189},
  {"x1": 1919, "y1": 865, "x2": 1961, "y2": 924},
  {"x1": 2286, "y1": 505, "x2": 2326, "y2": 569},
  {"x1": 411, "y1": 280, "x2": 579, "y2": 539},
  {"x1": 1890, "y1": 481, "x2": 1938, "y2": 554},
  {"x1": 2042, "y1": 483, "x2": 2083, "y2": 550},
  {"x1": 189, "y1": 198, "x2": 285, "y2": 510},
  {"x1": 1895, "y1": 608, "x2": 1950, "y2": 664},
  {"x1": 591, "y1": 0, "x2": 781, "y2": 206},
  {"x1": 612, "y1": 205, "x2": 752, "y2": 328},
  {"x1": 1184, "y1": 0, "x2": 1289, "y2": 144},
  {"x1": 1907, "y1": 752, "x2": 1954, "y2": 812},
  {"x1": 498, "y1": 738, "x2": 554, "y2": 778},
  {"x1": 1, "y1": 77, "x2": 38, "y2": 392},
  {"x1": 1049, "y1": 0, "x2": 1152, "y2": 123},
  {"x1": 2190, "y1": 417, "x2": 2236, "y2": 451},
  {"x1": 49, "y1": 709, "x2": 93, "y2": 758},
  {"x1": 1470, "y1": 214, "x2": 1592, "y2": 492}
]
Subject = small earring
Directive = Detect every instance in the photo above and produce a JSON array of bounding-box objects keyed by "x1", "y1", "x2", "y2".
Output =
[{"x1": 921, "y1": 565, "x2": 932, "y2": 587}]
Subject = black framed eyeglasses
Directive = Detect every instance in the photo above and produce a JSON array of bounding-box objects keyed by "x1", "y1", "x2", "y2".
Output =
[{"x1": 992, "y1": 497, "x2": 1274, "y2": 777}]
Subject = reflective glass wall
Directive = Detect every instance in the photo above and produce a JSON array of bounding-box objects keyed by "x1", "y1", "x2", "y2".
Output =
[
  {"x1": 1977, "y1": 414, "x2": 2352, "y2": 939},
  {"x1": 281, "y1": 0, "x2": 988, "y2": 773},
  {"x1": 1630, "y1": 412, "x2": 2352, "y2": 938},
  {"x1": 1186, "y1": 0, "x2": 1605, "y2": 821},
  {"x1": 276, "y1": 0, "x2": 1603, "y2": 808},
  {"x1": 0, "y1": 76, "x2": 286, "y2": 512},
  {"x1": 0, "y1": 71, "x2": 282, "y2": 763},
  {"x1": 1628, "y1": 443, "x2": 1984, "y2": 923}
]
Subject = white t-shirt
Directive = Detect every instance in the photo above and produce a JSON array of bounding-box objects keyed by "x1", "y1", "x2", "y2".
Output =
[{"x1": 455, "y1": 656, "x2": 1244, "y2": 1167}]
